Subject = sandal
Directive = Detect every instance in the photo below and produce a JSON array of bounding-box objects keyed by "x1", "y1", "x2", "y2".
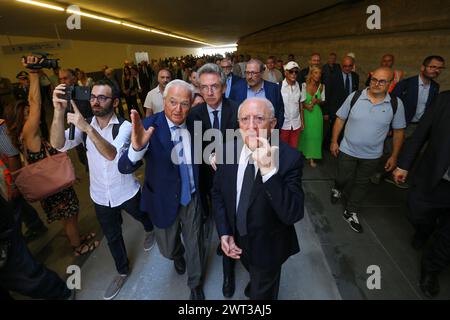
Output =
[
  {"x1": 80, "y1": 232, "x2": 96, "y2": 244},
  {"x1": 73, "y1": 240, "x2": 100, "y2": 257}
]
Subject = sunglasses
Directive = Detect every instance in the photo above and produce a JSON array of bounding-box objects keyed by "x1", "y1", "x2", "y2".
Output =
[{"x1": 287, "y1": 69, "x2": 299, "y2": 74}]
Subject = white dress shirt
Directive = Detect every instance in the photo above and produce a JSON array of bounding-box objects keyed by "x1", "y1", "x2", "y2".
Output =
[
  {"x1": 281, "y1": 79, "x2": 301, "y2": 130},
  {"x1": 236, "y1": 145, "x2": 277, "y2": 211},
  {"x1": 58, "y1": 114, "x2": 140, "y2": 207},
  {"x1": 143, "y1": 86, "x2": 164, "y2": 114}
]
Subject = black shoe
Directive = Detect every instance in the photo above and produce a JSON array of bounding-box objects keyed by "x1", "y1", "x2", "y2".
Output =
[
  {"x1": 190, "y1": 286, "x2": 205, "y2": 300},
  {"x1": 330, "y1": 188, "x2": 341, "y2": 204},
  {"x1": 420, "y1": 269, "x2": 440, "y2": 298},
  {"x1": 244, "y1": 282, "x2": 251, "y2": 298},
  {"x1": 23, "y1": 225, "x2": 48, "y2": 243},
  {"x1": 216, "y1": 243, "x2": 223, "y2": 256},
  {"x1": 222, "y1": 274, "x2": 235, "y2": 298},
  {"x1": 343, "y1": 210, "x2": 363, "y2": 233},
  {"x1": 174, "y1": 256, "x2": 186, "y2": 275}
]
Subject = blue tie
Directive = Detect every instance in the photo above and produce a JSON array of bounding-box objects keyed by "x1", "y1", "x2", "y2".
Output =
[
  {"x1": 173, "y1": 127, "x2": 192, "y2": 206},
  {"x1": 345, "y1": 73, "x2": 350, "y2": 96},
  {"x1": 212, "y1": 110, "x2": 220, "y2": 130}
]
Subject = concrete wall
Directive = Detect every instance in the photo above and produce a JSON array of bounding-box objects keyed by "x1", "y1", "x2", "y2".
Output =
[
  {"x1": 237, "y1": 0, "x2": 450, "y2": 90},
  {"x1": 0, "y1": 35, "x2": 198, "y2": 81}
]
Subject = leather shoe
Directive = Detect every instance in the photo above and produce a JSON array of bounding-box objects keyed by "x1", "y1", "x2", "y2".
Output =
[
  {"x1": 244, "y1": 282, "x2": 251, "y2": 298},
  {"x1": 420, "y1": 269, "x2": 440, "y2": 298},
  {"x1": 190, "y1": 286, "x2": 205, "y2": 300},
  {"x1": 174, "y1": 256, "x2": 186, "y2": 275},
  {"x1": 222, "y1": 274, "x2": 235, "y2": 298}
]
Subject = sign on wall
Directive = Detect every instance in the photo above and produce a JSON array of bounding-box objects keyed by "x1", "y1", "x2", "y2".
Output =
[{"x1": 1, "y1": 40, "x2": 71, "y2": 55}]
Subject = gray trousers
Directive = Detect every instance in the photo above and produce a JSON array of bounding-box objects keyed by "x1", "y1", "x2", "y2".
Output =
[
  {"x1": 154, "y1": 193, "x2": 203, "y2": 288},
  {"x1": 335, "y1": 152, "x2": 380, "y2": 213}
]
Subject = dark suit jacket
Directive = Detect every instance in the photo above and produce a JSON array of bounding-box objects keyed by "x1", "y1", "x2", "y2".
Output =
[
  {"x1": 229, "y1": 79, "x2": 285, "y2": 129},
  {"x1": 322, "y1": 63, "x2": 341, "y2": 87},
  {"x1": 212, "y1": 140, "x2": 304, "y2": 269},
  {"x1": 118, "y1": 112, "x2": 200, "y2": 229},
  {"x1": 187, "y1": 98, "x2": 239, "y2": 197},
  {"x1": 397, "y1": 91, "x2": 450, "y2": 192},
  {"x1": 138, "y1": 65, "x2": 154, "y2": 93},
  {"x1": 296, "y1": 67, "x2": 309, "y2": 85},
  {"x1": 325, "y1": 71, "x2": 359, "y2": 117},
  {"x1": 392, "y1": 75, "x2": 440, "y2": 123}
]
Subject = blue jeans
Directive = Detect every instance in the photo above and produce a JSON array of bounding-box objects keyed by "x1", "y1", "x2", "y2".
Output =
[{"x1": 94, "y1": 190, "x2": 153, "y2": 275}]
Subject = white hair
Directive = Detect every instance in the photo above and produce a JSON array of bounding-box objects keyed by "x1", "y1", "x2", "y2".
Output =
[
  {"x1": 163, "y1": 79, "x2": 195, "y2": 100},
  {"x1": 237, "y1": 97, "x2": 275, "y2": 118}
]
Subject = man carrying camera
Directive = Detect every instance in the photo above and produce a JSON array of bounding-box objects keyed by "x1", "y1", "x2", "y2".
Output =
[{"x1": 50, "y1": 79, "x2": 156, "y2": 300}]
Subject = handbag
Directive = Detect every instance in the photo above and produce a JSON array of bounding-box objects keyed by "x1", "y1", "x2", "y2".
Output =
[{"x1": 11, "y1": 143, "x2": 76, "y2": 202}]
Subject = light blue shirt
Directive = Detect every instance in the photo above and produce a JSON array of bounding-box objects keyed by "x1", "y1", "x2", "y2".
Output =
[
  {"x1": 411, "y1": 76, "x2": 430, "y2": 123},
  {"x1": 342, "y1": 72, "x2": 353, "y2": 96},
  {"x1": 336, "y1": 89, "x2": 406, "y2": 159},
  {"x1": 207, "y1": 103, "x2": 222, "y2": 130},
  {"x1": 225, "y1": 75, "x2": 232, "y2": 98},
  {"x1": 247, "y1": 84, "x2": 265, "y2": 98}
]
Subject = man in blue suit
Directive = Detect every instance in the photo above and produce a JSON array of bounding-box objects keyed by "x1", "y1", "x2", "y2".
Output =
[
  {"x1": 229, "y1": 59, "x2": 285, "y2": 129},
  {"x1": 220, "y1": 58, "x2": 242, "y2": 99},
  {"x1": 392, "y1": 55, "x2": 444, "y2": 137},
  {"x1": 212, "y1": 97, "x2": 304, "y2": 299},
  {"x1": 118, "y1": 79, "x2": 205, "y2": 300}
]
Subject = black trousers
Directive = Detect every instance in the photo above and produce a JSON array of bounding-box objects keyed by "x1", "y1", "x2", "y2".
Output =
[
  {"x1": 235, "y1": 231, "x2": 281, "y2": 300},
  {"x1": 0, "y1": 200, "x2": 70, "y2": 299},
  {"x1": 408, "y1": 180, "x2": 450, "y2": 273},
  {"x1": 17, "y1": 196, "x2": 46, "y2": 230},
  {"x1": 94, "y1": 191, "x2": 153, "y2": 275}
]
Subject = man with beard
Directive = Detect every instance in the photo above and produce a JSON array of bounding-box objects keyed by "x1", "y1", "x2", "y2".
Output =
[{"x1": 50, "y1": 79, "x2": 155, "y2": 300}]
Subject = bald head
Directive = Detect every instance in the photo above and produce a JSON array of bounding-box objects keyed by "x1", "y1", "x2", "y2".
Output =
[
  {"x1": 372, "y1": 67, "x2": 394, "y2": 81},
  {"x1": 341, "y1": 56, "x2": 355, "y2": 74}
]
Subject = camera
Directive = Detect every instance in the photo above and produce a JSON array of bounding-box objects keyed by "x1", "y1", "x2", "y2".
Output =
[
  {"x1": 64, "y1": 85, "x2": 91, "y2": 101},
  {"x1": 22, "y1": 52, "x2": 59, "y2": 70}
]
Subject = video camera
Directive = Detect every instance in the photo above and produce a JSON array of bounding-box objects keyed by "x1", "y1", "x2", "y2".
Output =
[{"x1": 22, "y1": 52, "x2": 59, "y2": 70}]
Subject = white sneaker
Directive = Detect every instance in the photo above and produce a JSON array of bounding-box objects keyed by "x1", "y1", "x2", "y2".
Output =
[
  {"x1": 343, "y1": 210, "x2": 363, "y2": 233},
  {"x1": 143, "y1": 231, "x2": 155, "y2": 252}
]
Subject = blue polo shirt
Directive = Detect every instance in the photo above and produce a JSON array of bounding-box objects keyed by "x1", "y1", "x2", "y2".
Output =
[{"x1": 336, "y1": 89, "x2": 406, "y2": 159}]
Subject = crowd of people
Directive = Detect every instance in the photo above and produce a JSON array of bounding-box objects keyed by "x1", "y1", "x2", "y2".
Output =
[{"x1": 0, "y1": 49, "x2": 448, "y2": 301}]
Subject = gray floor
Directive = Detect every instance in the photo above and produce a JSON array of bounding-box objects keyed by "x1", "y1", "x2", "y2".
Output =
[{"x1": 21, "y1": 147, "x2": 450, "y2": 300}]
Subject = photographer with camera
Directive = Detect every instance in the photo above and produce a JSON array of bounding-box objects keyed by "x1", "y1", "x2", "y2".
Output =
[{"x1": 4, "y1": 55, "x2": 96, "y2": 257}]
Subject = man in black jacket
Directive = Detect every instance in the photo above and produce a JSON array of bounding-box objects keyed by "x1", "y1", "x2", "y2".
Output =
[{"x1": 393, "y1": 91, "x2": 450, "y2": 298}]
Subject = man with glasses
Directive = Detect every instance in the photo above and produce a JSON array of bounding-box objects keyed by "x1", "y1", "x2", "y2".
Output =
[
  {"x1": 187, "y1": 63, "x2": 239, "y2": 298},
  {"x1": 280, "y1": 61, "x2": 302, "y2": 148},
  {"x1": 220, "y1": 58, "x2": 241, "y2": 99},
  {"x1": 212, "y1": 97, "x2": 304, "y2": 299},
  {"x1": 51, "y1": 79, "x2": 155, "y2": 300},
  {"x1": 229, "y1": 59, "x2": 285, "y2": 129},
  {"x1": 330, "y1": 67, "x2": 406, "y2": 233},
  {"x1": 119, "y1": 80, "x2": 205, "y2": 300}
]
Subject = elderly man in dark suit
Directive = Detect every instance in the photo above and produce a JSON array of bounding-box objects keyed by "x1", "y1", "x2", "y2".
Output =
[
  {"x1": 212, "y1": 97, "x2": 304, "y2": 300},
  {"x1": 118, "y1": 79, "x2": 205, "y2": 300},
  {"x1": 393, "y1": 91, "x2": 450, "y2": 298},
  {"x1": 229, "y1": 59, "x2": 285, "y2": 129}
]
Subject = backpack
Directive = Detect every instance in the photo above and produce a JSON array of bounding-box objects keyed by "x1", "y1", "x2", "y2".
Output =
[
  {"x1": 348, "y1": 90, "x2": 398, "y2": 124},
  {"x1": 82, "y1": 117, "x2": 126, "y2": 151}
]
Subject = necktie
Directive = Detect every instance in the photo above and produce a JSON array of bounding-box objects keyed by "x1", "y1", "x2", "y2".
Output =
[
  {"x1": 173, "y1": 127, "x2": 192, "y2": 206},
  {"x1": 345, "y1": 73, "x2": 350, "y2": 95},
  {"x1": 236, "y1": 160, "x2": 255, "y2": 236},
  {"x1": 212, "y1": 110, "x2": 220, "y2": 130}
]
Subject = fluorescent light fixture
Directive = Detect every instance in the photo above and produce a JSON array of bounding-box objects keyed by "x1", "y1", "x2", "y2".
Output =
[
  {"x1": 66, "y1": 8, "x2": 121, "y2": 24},
  {"x1": 16, "y1": 0, "x2": 220, "y2": 47},
  {"x1": 16, "y1": 0, "x2": 64, "y2": 11}
]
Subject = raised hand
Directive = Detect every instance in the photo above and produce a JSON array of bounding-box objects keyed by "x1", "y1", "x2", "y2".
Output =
[
  {"x1": 52, "y1": 84, "x2": 68, "y2": 112},
  {"x1": 252, "y1": 136, "x2": 278, "y2": 176},
  {"x1": 67, "y1": 101, "x2": 90, "y2": 132},
  {"x1": 130, "y1": 109, "x2": 155, "y2": 151}
]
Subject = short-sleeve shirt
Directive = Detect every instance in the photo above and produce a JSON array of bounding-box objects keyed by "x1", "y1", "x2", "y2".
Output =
[
  {"x1": 336, "y1": 89, "x2": 406, "y2": 159},
  {"x1": 143, "y1": 86, "x2": 164, "y2": 113}
]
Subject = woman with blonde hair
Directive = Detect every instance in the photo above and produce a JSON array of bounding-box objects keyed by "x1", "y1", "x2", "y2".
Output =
[{"x1": 298, "y1": 65, "x2": 325, "y2": 167}]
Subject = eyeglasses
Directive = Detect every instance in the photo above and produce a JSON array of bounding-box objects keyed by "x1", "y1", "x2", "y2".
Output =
[
  {"x1": 90, "y1": 94, "x2": 112, "y2": 103},
  {"x1": 342, "y1": 64, "x2": 354, "y2": 68},
  {"x1": 287, "y1": 69, "x2": 299, "y2": 74},
  {"x1": 238, "y1": 115, "x2": 272, "y2": 125},
  {"x1": 370, "y1": 77, "x2": 389, "y2": 86},
  {"x1": 245, "y1": 71, "x2": 261, "y2": 77},
  {"x1": 199, "y1": 84, "x2": 221, "y2": 93},
  {"x1": 168, "y1": 98, "x2": 190, "y2": 109},
  {"x1": 426, "y1": 65, "x2": 445, "y2": 71}
]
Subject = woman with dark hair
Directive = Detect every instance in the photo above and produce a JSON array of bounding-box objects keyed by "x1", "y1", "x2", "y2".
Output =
[{"x1": 4, "y1": 56, "x2": 99, "y2": 256}]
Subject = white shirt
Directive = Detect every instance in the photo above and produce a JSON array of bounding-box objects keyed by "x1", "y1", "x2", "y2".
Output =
[
  {"x1": 236, "y1": 145, "x2": 277, "y2": 211},
  {"x1": 281, "y1": 79, "x2": 301, "y2": 130},
  {"x1": 143, "y1": 86, "x2": 164, "y2": 113},
  {"x1": 58, "y1": 114, "x2": 140, "y2": 207}
]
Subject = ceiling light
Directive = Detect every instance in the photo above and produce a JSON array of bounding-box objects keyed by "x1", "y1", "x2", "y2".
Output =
[
  {"x1": 122, "y1": 23, "x2": 151, "y2": 32},
  {"x1": 16, "y1": 0, "x2": 64, "y2": 11},
  {"x1": 66, "y1": 8, "x2": 121, "y2": 24}
]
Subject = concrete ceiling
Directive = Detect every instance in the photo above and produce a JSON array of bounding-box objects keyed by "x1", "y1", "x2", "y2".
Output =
[{"x1": 0, "y1": 0, "x2": 345, "y2": 47}]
